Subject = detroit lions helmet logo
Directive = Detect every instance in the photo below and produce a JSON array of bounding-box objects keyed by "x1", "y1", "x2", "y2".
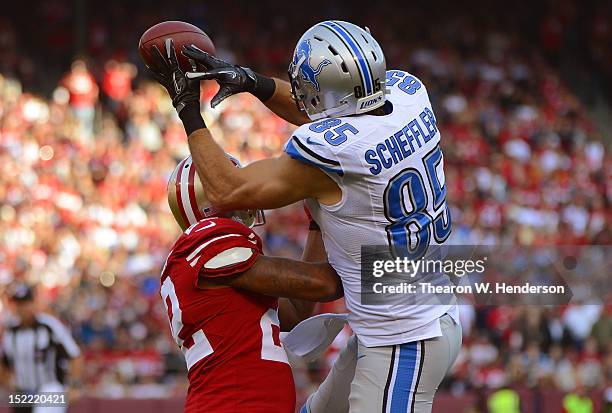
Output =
[{"x1": 292, "y1": 39, "x2": 331, "y2": 92}]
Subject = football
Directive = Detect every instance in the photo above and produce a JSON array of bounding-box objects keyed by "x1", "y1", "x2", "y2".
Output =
[{"x1": 138, "y1": 21, "x2": 216, "y2": 71}]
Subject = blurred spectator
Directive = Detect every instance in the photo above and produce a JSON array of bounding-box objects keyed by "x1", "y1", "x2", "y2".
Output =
[
  {"x1": 590, "y1": 306, "x2": 612, "y2": 352},
  {"x1": 102, "y1": 60, "x2": 135, "y2": 108},
  {"x1": 60, "y1": 60, "x2": 98, "y2": 139},
  {"x1": 101, "y1": 60, "x2": 136, "y2": 128}
]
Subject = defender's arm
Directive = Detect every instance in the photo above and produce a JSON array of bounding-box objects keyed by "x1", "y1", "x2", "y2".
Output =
[
  {"x1": 204, "y1": 253, "x2": 341, "y2": 302},
  {"x1": 278, "y1": 225, "x2": 329, "y2": 330}
]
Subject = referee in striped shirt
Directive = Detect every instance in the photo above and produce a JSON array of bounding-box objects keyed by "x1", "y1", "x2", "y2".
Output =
[{"x1": 1, "y1": 284, "x2": 83, "y2": 413}]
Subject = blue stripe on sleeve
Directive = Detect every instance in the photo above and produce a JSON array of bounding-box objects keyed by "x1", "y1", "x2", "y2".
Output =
[{"x1": 285, "y1": 139, "x2": 344, "y2": 176}]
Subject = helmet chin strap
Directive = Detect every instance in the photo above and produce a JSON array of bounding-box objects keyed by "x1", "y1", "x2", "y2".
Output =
[
  {"x1": 306, "y1": 91, "x2": 353, "y2": 120},
  {"x1": 309, "y1": 102, "x2": 350, "y2": 120}
]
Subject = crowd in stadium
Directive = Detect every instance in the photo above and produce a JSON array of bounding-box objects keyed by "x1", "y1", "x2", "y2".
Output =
[{"x1": 0, "y1": 0, "x2": 610, "y2": 408}]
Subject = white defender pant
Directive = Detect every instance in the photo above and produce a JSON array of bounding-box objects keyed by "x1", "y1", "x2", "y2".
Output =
[{"x1": 301, "y1": 314, "x2": 462, "y2": 413}]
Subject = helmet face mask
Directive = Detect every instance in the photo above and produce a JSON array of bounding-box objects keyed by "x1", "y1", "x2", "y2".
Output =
[
  {"x1": 288, "y1": 20, "x2": 387, "y2": 121},
  {"x1": 288, "y1": 66, "x2": 306, "y2": 114},
  {"x1": 167, "y1": 155, "x2": 265, "y2": 231},
  {"x1": 226, "y1": 208, "x2": 266, "y2": 228}
]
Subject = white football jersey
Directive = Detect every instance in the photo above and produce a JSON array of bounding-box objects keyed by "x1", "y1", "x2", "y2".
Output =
[{"x1": 285, "y1": 70, "x2": 458, "y2": 347}]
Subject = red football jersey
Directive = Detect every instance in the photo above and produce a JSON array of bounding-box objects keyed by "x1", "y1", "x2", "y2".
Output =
[{"x1": 160, "y1": 217, "x2": 295, "y2": 413}]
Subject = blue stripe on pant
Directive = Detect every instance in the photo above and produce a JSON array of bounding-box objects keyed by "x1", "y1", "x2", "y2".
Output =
[{"x1": 390, "y1": 342, "x2": 418, "y2": 413}]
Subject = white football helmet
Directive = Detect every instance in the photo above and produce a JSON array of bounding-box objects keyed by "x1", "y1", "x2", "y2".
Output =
[{"x1": 167, "y1": 155, "x2": 265, "y2": 230}]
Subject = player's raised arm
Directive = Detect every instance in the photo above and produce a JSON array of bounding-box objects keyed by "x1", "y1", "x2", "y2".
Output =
[
  {"x1": 182, "y1": 45, "x2": 310, "y2": 126},
  {"x1": 146, "y1": 40, "x2": 338, "y2": 211},
  {"x1": 188, "y1": 130, "x2": 340, "y2": 210},
  {"x1": 144, "y1": 38, "x2": 206, "y2": 136},
  {"x1": 264, "y1": 78, "x2": 312, "y2": 126}
]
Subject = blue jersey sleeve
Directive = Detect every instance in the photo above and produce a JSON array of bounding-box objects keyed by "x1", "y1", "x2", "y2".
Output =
[{"x1": 284, "y1": 126, "x2": 344, "y2": 176}]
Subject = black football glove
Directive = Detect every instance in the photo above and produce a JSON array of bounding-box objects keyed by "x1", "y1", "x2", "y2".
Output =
[
  {"x1": 182, "y1": 44, "x2": 275, "y2": 108},
  {"x1": 147, "y1": 38, "x2": 201, "y2": 114}
]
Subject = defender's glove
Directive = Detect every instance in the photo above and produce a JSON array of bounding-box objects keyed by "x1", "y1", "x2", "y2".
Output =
[
  {"x1": 147, "y1": 39, "x2": 205, "y2": 135},
  {"x1": 182, "y1": 44, "x2": 276, "y2": 108}
]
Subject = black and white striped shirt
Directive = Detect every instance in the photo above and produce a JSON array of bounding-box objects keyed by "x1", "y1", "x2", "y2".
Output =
[{"x1": 1, "y1": 313, "x2": 80, "y2": 392}]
